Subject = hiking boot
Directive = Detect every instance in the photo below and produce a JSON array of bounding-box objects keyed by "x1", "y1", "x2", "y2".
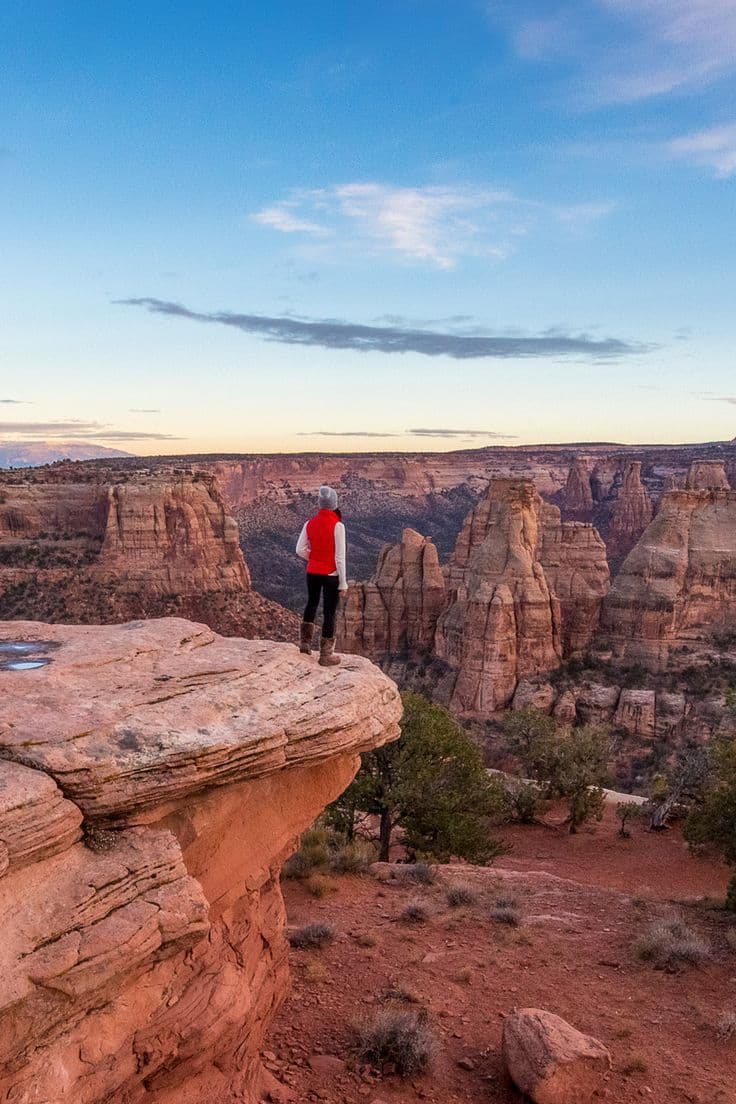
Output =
[
  {"x1": 299, "y1": 621, "x2": 315, "y2": 654},
  {"x1": 319, "y1": 636, "x2": 341, "y2": 666}
]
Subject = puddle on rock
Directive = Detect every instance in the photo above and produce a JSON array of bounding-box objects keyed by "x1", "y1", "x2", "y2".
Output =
[{"x1": 0, "y1": 640, "x2": 57, "y2": 672}]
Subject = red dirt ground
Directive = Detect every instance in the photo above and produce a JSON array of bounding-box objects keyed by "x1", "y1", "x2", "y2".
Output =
[{"x1": 264, "y1": 807, "x2": 735, "y2": 1104}]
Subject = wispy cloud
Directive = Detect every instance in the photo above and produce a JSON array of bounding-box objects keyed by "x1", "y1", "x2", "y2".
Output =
[
  {"x1": 708, "y1": 395, "x2": 736, "y2": 406},
  {"x1": 251, "y1": 205, "x2": 332, "y2": 237},
  {"x1": 129, "y1": 408, "x2": 162, "y2": 413},
  {"x1": 0, "y1": 420, "x2": 180, "y2": 441},
  {"x1": 251, "y1": 182, "x2": 612, "y2": 268},
  {"x1": 119, "y1": 298, "x2": 649, "y2": 360},
  {"x1": 0, "y1": 398, "x2": 29, "y2": 404},
  {"x1": 298, "y1": 428, "x2": 518, "y2": 439},
  {"x1": 408, "y1": 428, "x2": 517, "y2": 438},
  {"x1": 667, "y1": 123, "x2": 736, "y2": 177},
  {"x1": 489, "y1": 0, "x2": 736, "y2": 103}
]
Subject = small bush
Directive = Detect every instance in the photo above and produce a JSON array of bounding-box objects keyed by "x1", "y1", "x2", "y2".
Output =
[
  {"x1": 446, "y1": 883, "x2": 478, "y2": 908},
  {"x1": 633, "y1": 915, "x2": 710, "y2": 972},
  {"x1": 282, "y1": 850, "x2": 312, "y2": 880},
  {"x1": 288, "y1": 922, "x2": 335, "y2": 949},
  {"x1": 306, "y1": 873, "x2": 338, "y2": 899},
  {"x1": 355, "y1": 1008, "x2": 436, "y2": 1076},
  {"x1": 403, "y1": 861, "x2": 437, "y2": 885},
  {"x1": 621, "y1": 1051, "x2": 649, "y2": 1074},
  {"x1": 352, "y1": 931, "x2": 378, "y2": 948},
  {"x1": 490, "y1": 895, "x2": 521, "y2": 926},
  {"x1": 717, "y1": 1011, "x2": 736, "y2": 1041},
  {"x1": 401, "y1": 898, "x2": 430, "y2": 924},
  {"x1": 329, "y1": 839, "x2": 375, "y2": 874},
  {"x1": 302, "y1": 959, "x2": 328, "y2": 983},
  {"x1": 455, "y1": 966, "x2": 473, "y2": 985}
]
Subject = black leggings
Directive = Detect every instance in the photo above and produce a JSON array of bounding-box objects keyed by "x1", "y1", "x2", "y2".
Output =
[{"x1": 303, "y1": 573, "x2": 340, "y2": 638}]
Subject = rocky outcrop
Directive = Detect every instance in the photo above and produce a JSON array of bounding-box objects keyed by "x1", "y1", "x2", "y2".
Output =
[
  {"x1": 538, "y1": 514, "x2": 609, "y2": 654},
  {"x1": 502, "y1": 1008, "x2": 611, "y2": 1104},
  {"x1": 686, "y1": 460, "x2": 731, "y2": 491},
  {"x1": 0, "y1": 617, "x2": 401, "y2": 1104},
  {"x1": 338, "y1": 480, "x2": 609, "y2": 716},
  {"x1": 561, "y1": 458, "x2": 593, "y2": 517},
  {"x1": 336, "y1": 528, "x2": 445, "y2": 660},
  {"x1": 0, "y1": 466, "x2": 296, "y2": 640},
  {"x1": 435, "y1": 480, "x2": 563, "y2": 713},
  {"x1": 602, "y1": 485, "x2": 736, "y2": 669},
  {"x1": 606, "y1": 461, "x2": 654, "y2": 565}
]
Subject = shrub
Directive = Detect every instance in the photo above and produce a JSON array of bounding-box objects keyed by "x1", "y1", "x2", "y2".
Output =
[
  {"x1": 306, "y1": 873, "x2": 338, "y2": 899},
  {"x1": 633, "y1": 915, "x2": 710, "y2": 971},
  {"x1": 506, "y1": 779, "x2": 542, "y2": 824},
  {"x1": 621, "y1": 1051, "x2": 649, "y2": 1074},
  {"x1": 490, "y1": 896, "x2": 521, "y2": 927},
  {"x1": 401, "y1": 898, "x2": 430, "y2": 924},
  {"x1": 288, "y1": 922, "x2": 335, "y2": 949},
  {"x1": 354, "y1": 1008, "x2": 436, "y2": 1076},
  {"x1": 446, "y1": 883, "x2": 478, "y2": 908},
  {"x1": 329, "y1": 839, "x2": 375, "y2": 874},
  {"x1": 403, "y1": 860, "x2": 437, "y2": 885}
]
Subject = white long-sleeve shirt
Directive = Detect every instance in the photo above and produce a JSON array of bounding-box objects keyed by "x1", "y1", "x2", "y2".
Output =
[{"x1": 296, "y1": 521, "x2": 348, "y2": 590}]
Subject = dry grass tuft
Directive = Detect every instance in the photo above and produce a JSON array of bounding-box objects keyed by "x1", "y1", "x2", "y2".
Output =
[
  {"x1": 633, "y1": 914, "x2": 710, "y2": 972},
  {"x1": 354, "y1": 1008, "x2": 436, "y2": 1076},
  {"x1": 288, "y1": 922, "x2": 335, "y2": 950}
]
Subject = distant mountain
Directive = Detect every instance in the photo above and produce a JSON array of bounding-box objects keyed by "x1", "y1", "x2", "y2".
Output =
[{"x1": 0, "y1": 441, "x2": 133, "y2": 468}]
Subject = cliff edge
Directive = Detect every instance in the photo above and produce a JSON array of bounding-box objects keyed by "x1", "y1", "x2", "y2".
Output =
[{"x1": 0, "y1": 617, "x2": 401, "y2": 1104}]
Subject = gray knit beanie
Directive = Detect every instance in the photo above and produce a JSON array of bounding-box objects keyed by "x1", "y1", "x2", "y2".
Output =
[{"x1": 318, "y1": 484, "x2": 338, "y2": 510}]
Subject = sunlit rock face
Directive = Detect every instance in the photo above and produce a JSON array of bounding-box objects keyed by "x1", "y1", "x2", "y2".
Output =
[
  {"x1": 0, "y1": 617, "x2": 401, "y2": 1104},
  {"x1": 602, "y1": 480, "x2": 736, "y2": 669},
  {"x1": 0, "y1": 467, "x2": 297, "y2": 640}
]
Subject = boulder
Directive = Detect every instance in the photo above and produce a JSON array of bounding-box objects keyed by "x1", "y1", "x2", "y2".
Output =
[
  {"x1": 502, "y1": 1007, "x2": 611, "y2": 1104},
  {"x1": 553, "y1": 690, "x2": 577, "y2": 726},
  {"x1": 575, "y1": 683, "x2": 620, "y2": 725},
  {"x1": 513, "y1": 679, "x2": 556, "y2": 714}
]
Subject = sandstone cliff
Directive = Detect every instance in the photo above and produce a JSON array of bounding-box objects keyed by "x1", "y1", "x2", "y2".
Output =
[
  {"x1": 561, "y1": 457, "x2": 593, "y2": 518},
  {"x1": 0, "y1": 466, "x2": 296, "y2": 639},
  {"x1": 337, "y1": 527, "x2": 446, "y2": 659},
  {"x1": 0, "y1": 617, "x2": 401, "y2": 1104},
  {"x1": 602, "y1": 478, "x2": 736, "y2": 669},
  {"x1": 337, "y1": 480, "x2": 610, "y2": 716},
  {"x1": 605, "y1": 460, "x2": 654, "y2": 566}
]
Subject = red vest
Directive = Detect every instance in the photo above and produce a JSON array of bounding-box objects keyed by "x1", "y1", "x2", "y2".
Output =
[{"x1": 306, "y1": 509, "x2": 338, "y2": 575}]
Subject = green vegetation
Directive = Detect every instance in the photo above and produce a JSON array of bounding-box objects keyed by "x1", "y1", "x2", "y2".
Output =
[
  {"x1": 684, "y1": 735, "x2": 736, "y2": 910},
  {"x1": 327, "y1": 691, "x2": 510, "y2": 863},
  {"x1": 633, "y1": 914, "x2": 710, "y2": 972},
  {"x1": 502, "y1": 708, "x2": 610, "y2": 833}
]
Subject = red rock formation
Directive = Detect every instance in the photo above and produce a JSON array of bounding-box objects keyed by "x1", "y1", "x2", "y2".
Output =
[
  {"x1": 538, "y1": 512, "x2": 610, "y2": 654},
  {"x1": 606, "y1": 460, "x2": 654, "y2": 564},
  {"x1": 561, "y1": 457, "x2": 593, "y2": 517},
  {"x1": 0, "y1": 467, "x2": 296, "y2": 640},
  {"x1": 337, "y1": 528, "x2": 445, "y2": 659},
  {"x1": 0, "y1": 617, "x2": 401, "y2": 1104},
  {"x1": 602, "y1": 484, "x2": 736, "y2": 669},
  {"x1": 685, "y1": 459, "x2": 731, "y2": 490},
  {"x1": 338, "y1": 480, "x2": 609, "y2": 716},
  {"x1": 435, "y1": 480, "x2": 563, "y2": 714}
]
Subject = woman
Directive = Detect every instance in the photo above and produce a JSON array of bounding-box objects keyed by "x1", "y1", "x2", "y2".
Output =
[{"x1": 296, "y1": 485, "x2": 347, "y2": 665}]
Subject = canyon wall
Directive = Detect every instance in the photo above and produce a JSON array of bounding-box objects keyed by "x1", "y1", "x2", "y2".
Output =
[
  {"x1": 0, "y1": 617, "x2": 401, "y2": 1104},
  {"x1": 602, "y1": 462, "x2": 736, "y2": 669},
  {"x1": 338, "y1": 479, "x2": 610, "y2": 716},
  {"x1": 0, "y1": 466, "x2": 296, "y2": 639}
]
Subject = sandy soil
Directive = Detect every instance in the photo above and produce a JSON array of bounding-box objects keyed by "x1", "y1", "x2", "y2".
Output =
[{"x1": 264, "y1": 808, "x2": 735, "y2": 1104}]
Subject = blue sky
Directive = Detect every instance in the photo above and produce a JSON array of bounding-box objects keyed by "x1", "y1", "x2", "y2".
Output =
[{"x1": 1, "y1": 0, "x2": 735, "y2": 453}]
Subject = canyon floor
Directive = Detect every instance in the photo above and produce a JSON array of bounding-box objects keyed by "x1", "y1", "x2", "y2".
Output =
[{"x1": 266, "y1": 807, "x2": 734, "y2": 1104}]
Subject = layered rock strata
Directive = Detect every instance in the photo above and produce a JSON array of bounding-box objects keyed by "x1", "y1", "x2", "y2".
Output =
[
  {"x1": 0, "y1": 617, "x2": 401, "y2": 1104},
  {"x1": 602, "y1": 478, "x2": 736, "y2": 669},
  {"x1": 0, "y1": 467, "x2": 296, "y2": 639},
  {"x1": 561, "y1": 458, "x2": 593, "y2": 517},
  {"x1": 338, "y1": 480, "x2": 609, "y2": 716},
  {"x1": 337, "y1": 528, "x2": 446, "y2": 659},
  {"x1": 605, "y1": 460, "x2": 654, "y2": 565}
]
